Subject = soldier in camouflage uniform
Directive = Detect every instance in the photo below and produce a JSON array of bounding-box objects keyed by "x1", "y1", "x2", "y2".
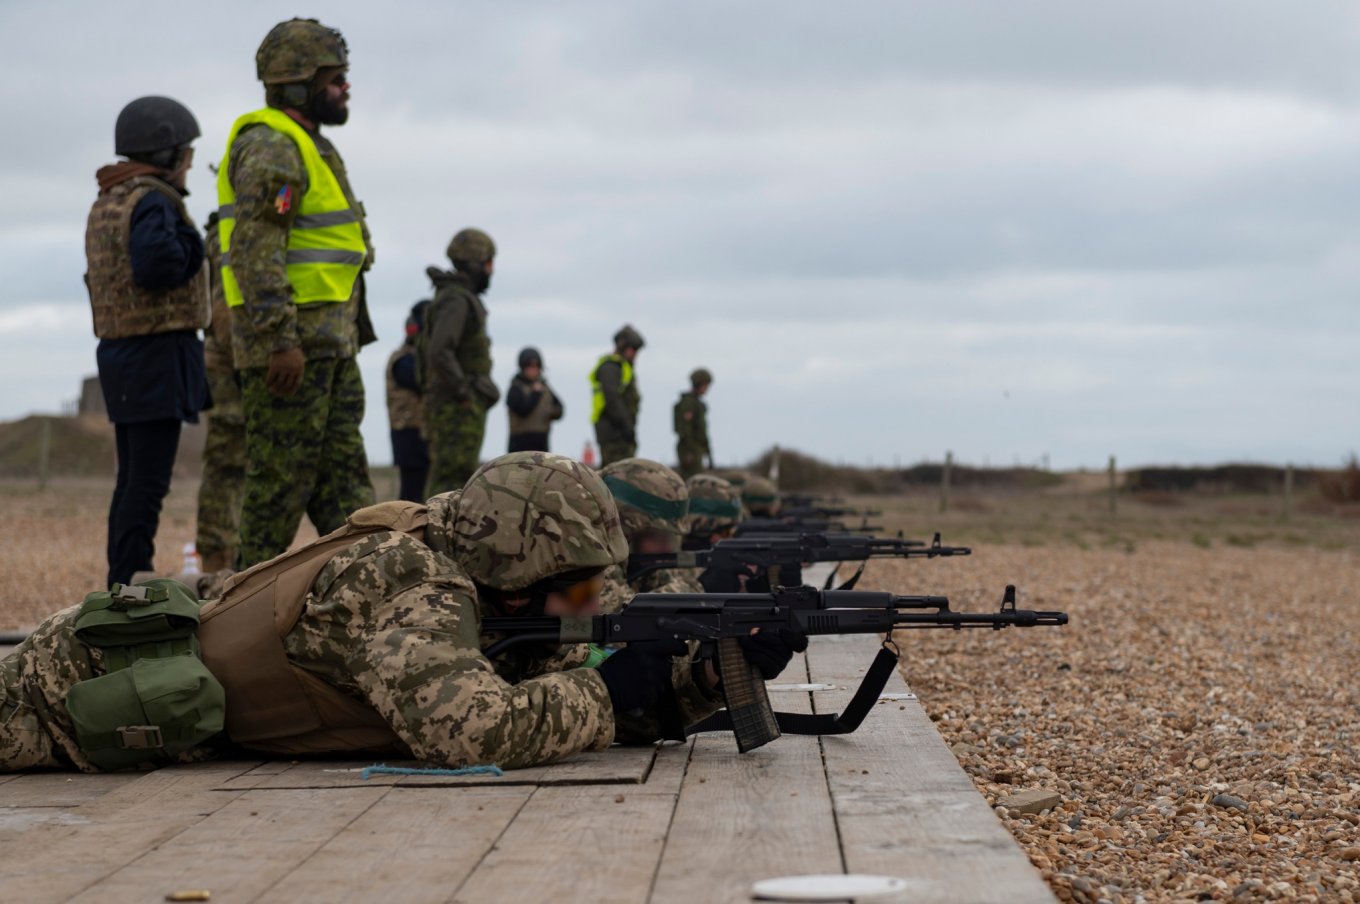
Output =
[
  {"x1": 590, "y1": 325, "x2": 644, "y2": 466},
  {"x1": 598, "y1": 458, "x2": 702, "y2": 615},
  {"x1": 195, "y1": 213, "x2": 247, "y2": 573},
  {"x1": 673, "y1": 367, "x2": 713, "y2": 479},
  {"x1": 417, "y1": 228, "x2": 500, "y2": 495},
  {"x1": 683, "y1": 473, "x2": 742, "y2": 551},
  {"x1": 0, "y1": 452, "x2": 814, "y2": 772},
  {"x1": 219, "y1": 18, "x2": 377, "y2": 568},
  {"x1": 716, "y1": 470, "x2": 781, "y2": 517}
]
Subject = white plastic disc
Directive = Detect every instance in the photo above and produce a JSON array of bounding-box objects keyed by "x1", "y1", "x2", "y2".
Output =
[
  {"x1": 766, "y1": 683, "x2": 836, "y2": 692},
  {"x1": 877, "y1": 692, "x2": 917, "y2": 701},
  {"x1": 751, "y1": 874, "x2": 912, "y2": 901}
]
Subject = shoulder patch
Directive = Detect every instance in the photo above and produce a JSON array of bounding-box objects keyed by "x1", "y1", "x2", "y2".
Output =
[{"x1": 275, "y1": 184, "x2": 294, "y2": 216}]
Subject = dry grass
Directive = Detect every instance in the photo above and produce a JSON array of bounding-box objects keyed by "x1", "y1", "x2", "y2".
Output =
[{"x1": 869, "y1": 545, "x2": 1360, "y2": 903}]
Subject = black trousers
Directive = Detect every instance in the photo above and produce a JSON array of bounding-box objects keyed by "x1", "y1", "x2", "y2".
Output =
[
  {"x1": 508, "y1": 431, "x2": 550, "y2": 454},
  {"x1": 108, "y1": 419, "x2": 181, "y2": 587},
  {"x1": 391, "y1": 427, "x2": 430, "y2": 503}
]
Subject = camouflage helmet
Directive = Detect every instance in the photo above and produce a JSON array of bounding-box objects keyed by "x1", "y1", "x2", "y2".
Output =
[
  {"x1": 447, "y1": 228, "x2": 496, "y2": 269},
  {"x1": 256, "y1": 18, "x2": 349, "y2": 85},
  {"x1": 685, "y1": 474, "x2": 741, "y2": 538},
  {"x1": 690, "y1": 367, "x2": 713, "y2": 389},
  {"x1": 741, "y1": 474, "x2": 781, "y2": 516},
  {"x1": 613, "y1": 324, "x2": 645, "y2": 351},
  {"x1": 600, "y1": 458, "x2": 689, "y2": 538},
  {"x1": 424, "y1": 489, "x2": 461, "y2": 557},
  {"x1": 449, "y1": 453, "x2": 627, "y2": 592}
]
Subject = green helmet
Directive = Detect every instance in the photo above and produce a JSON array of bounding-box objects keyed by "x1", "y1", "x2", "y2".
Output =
[
  {"x1": 613, "y1": 324, "x2": 645, "y2": 351},
  {"x1": 685, "y1": 474, "x2": 741, "y2": 538},
  {"x1": 690, "y1": 368, "x2": 713, "y2": 389},
  {"x1": 600, "y1": 458, "x2": 689, "y2": 538},
  {"x1": 714, "y1": 470, "x2": 780, "y2": 517},
  {"x1": 448, "y1": 452, "x2": 627, "y2": 592},
  {"x1": 256, "y1": 18, "x2": 348, "y2": 86},
  {"x1": 447, "y1": 227, "x2": 496, "y2": 269}
]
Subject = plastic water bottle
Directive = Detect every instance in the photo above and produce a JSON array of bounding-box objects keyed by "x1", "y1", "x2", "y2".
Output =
[{"x1": 182, "y1": 542, "x2": 201, "y2": 576}]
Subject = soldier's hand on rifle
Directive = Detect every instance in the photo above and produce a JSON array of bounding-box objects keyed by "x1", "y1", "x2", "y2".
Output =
[
  {"x1": 733, "y1": 627, "x2": 808, "y2": 680},
  {"x1": 596, "y1": 638, "x2": 688, "y2": 715},
  {"x1": 266, "y1": 346, "x2": 305, "y2": 396}
]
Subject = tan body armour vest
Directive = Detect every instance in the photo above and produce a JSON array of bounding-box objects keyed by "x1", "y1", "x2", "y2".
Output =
[
  {"x1": 196, "y1": 501, "x2": 427, "y2": 755},
  {"x1": 508, "y1": 376, "x2": 561, "y2": 436},
  {"x1": 386, "y1": 346, "x2": 423, "y2": 432},
  {"x1": 84, "y1": 176, "x2": 210, "y2": 339}
]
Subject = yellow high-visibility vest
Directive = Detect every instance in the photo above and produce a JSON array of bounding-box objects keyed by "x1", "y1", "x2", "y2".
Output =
[
  {"x1": 590, "y1": 354, "x2": 633, "y2": 424},
  {"x1": 216, "y1": 108, "x2": 366, "y2": 308}
]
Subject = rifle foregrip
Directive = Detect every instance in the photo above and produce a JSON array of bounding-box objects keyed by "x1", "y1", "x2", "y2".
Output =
[{"x1": 718, "y1": 637, "x2": 781, "y2": 753}]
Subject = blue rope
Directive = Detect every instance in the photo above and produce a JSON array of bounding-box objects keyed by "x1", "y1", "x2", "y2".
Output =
[{"x1": 360, "y1": 762, "x2": 504, "y2": 780}]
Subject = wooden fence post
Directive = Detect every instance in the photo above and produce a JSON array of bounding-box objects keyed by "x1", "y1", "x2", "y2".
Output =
[
  {"x1": 939, "y1": 451, "x2": 952, "y2": 513},
  {"x1": 1107, "y1": 455, "x2": 1117, "y2": 517},
  {"x1": 38, "y1": 417, "x2": 51, "y2": 491},
  {"x1": 1282, "y1": 463, "x2": 1294, "y2": 521}
]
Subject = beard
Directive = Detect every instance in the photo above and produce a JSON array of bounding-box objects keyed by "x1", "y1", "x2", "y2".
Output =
[{"x1": 311, "y1": 92, "x2": 349, "y2": 126}]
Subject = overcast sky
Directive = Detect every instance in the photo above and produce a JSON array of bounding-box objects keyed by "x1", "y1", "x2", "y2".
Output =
[{"x1": 2, "y1": 1, "x2": 1358, "y2": 470}]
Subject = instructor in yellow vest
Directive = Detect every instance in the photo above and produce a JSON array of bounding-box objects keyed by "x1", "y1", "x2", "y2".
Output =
[
  {"x1": 590, "y1": 325, "x2": 645, "y2": 466},
  {"x1": 217, "y1": 18, "x2": 377, "y2": 567}
]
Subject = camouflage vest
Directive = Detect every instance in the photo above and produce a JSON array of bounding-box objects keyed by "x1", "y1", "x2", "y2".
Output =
[
  {"x1": 439, "y1": 282, "x2": 491, "y2": 378},
  {"x1": 196, "y1": 501, "x2": 428, "y2": 755},
  {"x1": 84, "y1": 176, "x2": 210, "y2": 340},
  {"x1": 386, "y1": 345, "x2": 423, "y2": 432},
  {"x1": 202, "y1": 215, "x2": 234, "y2": 369},
  {"x1": 508, "y1": 376, "x2": 559, "y2": 435}
]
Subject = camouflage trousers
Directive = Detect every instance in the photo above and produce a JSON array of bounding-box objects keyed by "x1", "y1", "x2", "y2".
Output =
[
  {"x1": 424, "y1": 396, "x2": 488, "y2": 496},
  {"x1": 195, "y1": 360, "x2": 246, "y2": 567},
  {"x1": 239, "y1": 357, "x2": 375, "y2": 568},
  {"x1": 676, "y1": 449, "x2": 704, "y2": 480},
  {"x1": 0, "y1": 607, "x2": 96, "y2": 772}
]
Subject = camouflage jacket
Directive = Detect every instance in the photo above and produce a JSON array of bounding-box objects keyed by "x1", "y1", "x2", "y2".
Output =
[
  {"x1": 673, "y1": 391, "x2": 709, "y2": 458},
  {"x1": 416, "y1": 269, "x2": 496, "y2": 405},
  {"x1": 225, "y1": 123, "x2": 376, "y2": 368}
]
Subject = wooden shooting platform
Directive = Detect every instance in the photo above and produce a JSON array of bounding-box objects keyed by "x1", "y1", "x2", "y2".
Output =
[{"x1": 0, "y1": 634, "x2": 1055, "y2": 904}]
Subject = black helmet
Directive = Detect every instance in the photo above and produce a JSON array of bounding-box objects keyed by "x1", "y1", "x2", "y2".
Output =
[
  {"x1": 518, "y1": 346, "x2": 543, "y2": 370},
  {"x1": 613, "y1": 324, "x2": 645, "y2": 351},
  {"x1": 405, "y1": 300, "x2": 430, "y2": 338},
  {"x1": 115, "y1": 96, "x2": 200, "y2": 157}
]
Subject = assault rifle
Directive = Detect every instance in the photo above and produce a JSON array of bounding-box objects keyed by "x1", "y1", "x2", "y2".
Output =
[
  {"x1": 629, "y1": 532, "x2": 969, "y2": 593},
  {"x1": 735, "y1": 516, "x2": 885, "y2": 536},
  {"x1": 481, "y1": 586, "x2": 1067, "y2": 752},
  {"x1": 777, "y1": 504, "x2": 884, "y2": 521}
]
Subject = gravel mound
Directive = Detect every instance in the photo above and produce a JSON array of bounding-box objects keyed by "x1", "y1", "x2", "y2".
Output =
[{"x1": 873, "y1": 543, "x2": 1360, "y2": 904}]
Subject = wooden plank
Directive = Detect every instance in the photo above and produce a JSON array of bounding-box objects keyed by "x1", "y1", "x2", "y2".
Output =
[
  {"x1": 650, "y1": 653, "x2": 845, "y2": 904},
  {"x1": 807, "y1": 634, "x2": 1057, "y2": 904},
  {"x1": 0, "y1": 771, "x2": 145, "y2": 807},
  {"x1": 215, "y1": 745, "x2": 658, "y2": 791},
  {"x1": 67, "y1": 787, "x2": 390, "y2": 904},
  {"x1": 451, "y1": 783, "x2": 680, "y2": 903},
  {"x1": 257, "y1": 787, "x2": 532, "y2": 904},
  {"x1": 0, "y1": 762, "x2": 261, "y2": 901}
]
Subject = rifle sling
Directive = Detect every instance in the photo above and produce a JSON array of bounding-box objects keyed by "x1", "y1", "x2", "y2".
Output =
[{"x1": 686, "y1": 646, "x2": 898, "y2": 738}]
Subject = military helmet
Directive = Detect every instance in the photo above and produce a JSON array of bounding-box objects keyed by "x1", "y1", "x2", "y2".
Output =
[
  {"x1": 741, "y1": 474, "x2": 781, "y2": 516},
  {"x1": 447, "y1": 228, "x2": 496, "y2": 269},
  {"x1": 424, "y1": 489, "x2": 461, "y2": 557},
  {"x1": 600, "y1": 458, "x2": 689, "y2": 538},
  {"x1": 613, "y1": 324, "x2": 646, "y2": 351},
  {"x1": 685, "y1": 474, "x2": 742, "y2": 538},
  {"x1": 256, "y1": 18, "x2": 349, "y2": 85},
  {"x1": 690, "y1": 367, "x2": 713, "y2": 389},
  {"x1": 115, "y1": 96, "x2": 200, "y2": 157},
  {"x1": 406, "y1": 299, "x2": 430, "y2": 337},
  {"x1": 449, "y1": 452, "x2": 627, "y2": 592},
  {"x1": 518, "y1": 346, "x2": 543, "y2": 370}
]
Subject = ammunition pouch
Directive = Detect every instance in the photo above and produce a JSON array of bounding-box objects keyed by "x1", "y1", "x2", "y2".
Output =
[{"x1": 65, "y1": 579, "x2": 225, "y2": 771}]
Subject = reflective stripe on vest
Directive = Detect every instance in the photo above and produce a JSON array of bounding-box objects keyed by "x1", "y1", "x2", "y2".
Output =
[
  {"x1": 216, "y1": 108, "x2": 366, "y2": 308},
  {"x1": 589, "y1": 354, "x2": 633, "y2": 424}
]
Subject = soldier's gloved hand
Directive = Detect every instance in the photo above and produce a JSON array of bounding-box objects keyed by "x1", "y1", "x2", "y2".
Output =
[
  {"x1": 596, "y1": 638, "x2": 688, "y2": 715},
  {"x1": 266, "y1": 346, "x2": 305, "y2": 396},
  {"x1": 735, "y1": 627, "x2": 809, "y2": 680}
]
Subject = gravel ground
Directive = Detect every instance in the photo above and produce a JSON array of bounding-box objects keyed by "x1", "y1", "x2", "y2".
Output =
[{"x1": 872, "y1": 544, "x2": 1360, "y2": 904}]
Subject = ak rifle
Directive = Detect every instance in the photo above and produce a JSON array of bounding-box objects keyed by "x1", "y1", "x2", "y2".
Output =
[
  {"x1": 629, "y1": 532, "x2": 970, "y2": 592},
  {"x1": 482, "y1": 585, "x2": 1067, "y2": 753}
]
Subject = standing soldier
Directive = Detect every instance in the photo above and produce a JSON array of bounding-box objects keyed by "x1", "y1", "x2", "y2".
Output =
[
  {"x1": 673, "y1": 367, "x2": 713, "y2": 478},
  {"x1": 217, "y1": 18, "x2": 377, "y2": 567},
  {"x1": 87, "y1": 96, "x2": 210, "y2": 587},
  {"x1": 417, "y1": 228, "x2": 500, "y2": 495},
  {"x1": 194, "y1": 212, "x2": 246, "y2": 573},
  {"x1": 387, "y1": 301, "x2": 430, "y2": 502},
  {"x1": 590, "y1": 325, "x2": 644, "y2": 466},
  {"x1": 506, "y1": 347, "x2": 564, "y2": 453}
]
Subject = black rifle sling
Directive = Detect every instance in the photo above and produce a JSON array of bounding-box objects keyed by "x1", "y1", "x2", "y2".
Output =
[
  {"x1": 686, "y1": 646, "x2": 898, "y2": 738},
  {"x1": 834, "y1": 561, "x2": 866, "y2": 590}
]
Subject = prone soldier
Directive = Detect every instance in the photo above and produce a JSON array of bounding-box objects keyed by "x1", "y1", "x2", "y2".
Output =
[
  {"x1": 598, "y1": 458, "x2": 702, "y2": 616},
  {"x1": 683, "y1": 473, "x2": 743, "y2": 551}
]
